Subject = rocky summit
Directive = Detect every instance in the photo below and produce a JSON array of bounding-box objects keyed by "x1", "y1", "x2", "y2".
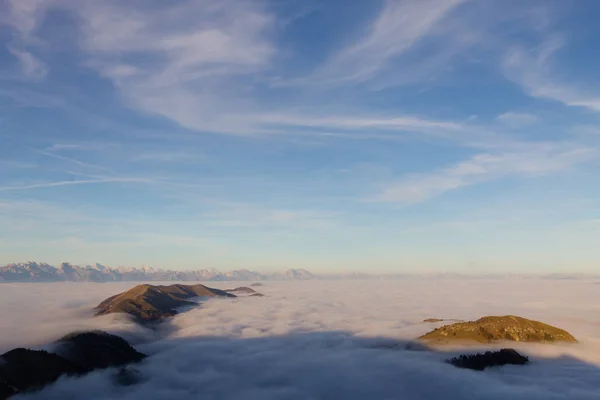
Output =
[
  {"x1": 419, "y1": 315, "x2": 578, "y2": 344},
  {"x1": 95, "y1": 283, "x2": 235, "y2": 322}
]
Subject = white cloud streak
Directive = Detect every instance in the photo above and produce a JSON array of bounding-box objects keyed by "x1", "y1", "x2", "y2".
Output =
[
  {"x1": 34, "y1": 149, "x2": 119, "y2": 175},
  {"x1": 0, "y1": 0, "x2": 484, "y2": 138},
  {"x1": 251, "y1": 113, "x2": 521, "y2": 149},
  {"x1": 256, "y1": 113, "x2": 462, "y2": 131},
  {"x1": 2, "y1": 0, "x2": 276, "y2": 133},
  {"x1": 0, "y1": 178, "x2": 151, "y2": 192},
  {"x1": 76, "y1": 0, "x2": 276, "y2": 134},
  {"x1": 495, "y1": 112, "x2": 539, "y2": 128},
  {"x1": 377, "y1": 145, "x2": 598, "y2": 203},
  {"x1": 1, "y1": 0, "x2": 596, "y2": 210},
  {"x1": 293, "y1": 0, "x2": 468, "y2": 87},
  {"x1": 45, "y1": 143, "x2": 111, "y2": 152},
  {"x1": 503, "y1": 36, "x2": 600, "y2": 112},
  {"x1": 1, "y1": 0, "x2": 578, "y2": 143},
  {"x1": 7, "y1": 45, "x2": 48, "y2": 80},
  {"x1": 2, "y1": 0, "x2": 51, "y2": 38}
]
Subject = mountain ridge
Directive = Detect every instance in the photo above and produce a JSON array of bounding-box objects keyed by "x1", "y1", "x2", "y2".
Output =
[
  {"x1": 0, "y1": 262, "x2": 315, "y2": 283},
  {"x1": 1, "y1": 262, "x2": 599, "y2": 282},
  {"x1": 95, "y1": 283, "x2": 237, "y2": 322}
]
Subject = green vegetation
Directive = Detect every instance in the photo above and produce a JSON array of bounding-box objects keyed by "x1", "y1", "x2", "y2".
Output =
[
  {"x1": 448, "y1": 349, "x2": 529, "y2": 371},
  {"x1": 419, "y1": 315, "x2": 578, "y2": 344}
]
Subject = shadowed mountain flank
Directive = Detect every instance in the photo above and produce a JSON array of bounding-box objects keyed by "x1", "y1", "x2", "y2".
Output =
[
  {"x1": 95, "y1": 284, "x2": 236, "y2": 322},
  {"x1": 0, "y1": 331, "x2": 145, "y2": 399},
  {"x1": 55, "y1": 331, "x2": 146, "y2": 370},
  {"x1": 419, "y1": 315, "x2": 578, "y2": 344},
  {"x1": 0, "y1": 348, "x2": 84, "y2": 399}
]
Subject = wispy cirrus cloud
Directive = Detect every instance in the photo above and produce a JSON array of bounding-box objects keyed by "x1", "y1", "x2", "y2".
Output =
[
  {"x1": 34, "y1": 149, "x2": 119, "y2": 175},
  {"x1": 496, "y1": 112, "x2": 540, "y2": 128},
  {"x1": 503, "y1": 36, "x2": 600, "y2": 112},
  {"x1": 377, "y1": 145, "x2": 598, "y2": 203},
  {"x1": 252, "y1": 112, "x2": 519, "y2": 149},
  {"x1": 1, "y1": 0, "x2": 51, "y2": 39},
  {"x1": 0, "y1": 177, "x2": 151, "y2": 192},
  {"x1": 2, "y1": 0, "x2": 276, "y2": 133},
  {"x1": 0, "y1": 0, "x2": 567, "y2": 141},
  {"x1": 45, "y1": 143, "x2": 111, "y2": 152},
  {"x1": 7, "y1": 45, "x2": 47, "y2": 80},
  {"x1": 1, "y1": 0, "x2": 487, "y2": 138},
  {"x1": 74, "y1": 0, "x2": 276, "y2": 134},
  {"x1": 256, "y1": 113, "x2": 462, "y2": 131},
  {"x1": 286, "y1": 0, "x2": 469, "y2": 87},
  {"x1": 0, "y1": 160, "x2": 37, "y2": 170},
  {"x1": 1, "y1": 0, "x2": 596, "y2": 212}
]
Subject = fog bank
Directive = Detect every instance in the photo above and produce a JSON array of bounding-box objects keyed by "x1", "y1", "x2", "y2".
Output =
[{"x1": 1, "y1": 279, "x2": 599, "y2": 399}]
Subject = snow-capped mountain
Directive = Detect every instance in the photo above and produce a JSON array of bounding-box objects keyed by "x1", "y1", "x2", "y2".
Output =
[
  {"x1": 2, "y1": 263, "x2": 595, "y2": 283},
  {"x1": 0, "y1": 262, "x2": 317, "y2": 283},
  {"x1": 282, "y1": 268, "x2": 315, "y2": 280}
]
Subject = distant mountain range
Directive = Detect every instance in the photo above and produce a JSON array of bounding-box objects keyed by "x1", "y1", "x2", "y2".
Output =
[
  {"x1": 1, "y1": 262, "x2": 598, "y2": 283},
  {"x1": 0, "y1": 262, "x2": 316, "y2": 283}
]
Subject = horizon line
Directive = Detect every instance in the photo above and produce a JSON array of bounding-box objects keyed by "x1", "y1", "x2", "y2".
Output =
[{"x1": 1, "y1": 261, "x2": 599, "y2": 278}]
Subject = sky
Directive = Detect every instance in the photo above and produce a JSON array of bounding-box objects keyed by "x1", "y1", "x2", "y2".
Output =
[{"x1": 0, "y1": 0, "x2": 599, "y2": 273}]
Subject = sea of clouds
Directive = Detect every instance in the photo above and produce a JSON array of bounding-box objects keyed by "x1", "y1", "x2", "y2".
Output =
[{"x1": 1, "y1": 279, "x2": 600, "y2": 399}]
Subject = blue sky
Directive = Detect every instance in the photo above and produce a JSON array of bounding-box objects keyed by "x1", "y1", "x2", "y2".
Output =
[{"x1": 0, "y1": 0, "x2": 599, "y2": 273}]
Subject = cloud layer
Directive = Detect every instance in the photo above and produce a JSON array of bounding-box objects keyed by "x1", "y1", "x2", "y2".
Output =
[{"x1": 1, "y1": 279, "x2": 599, "y2": 399}]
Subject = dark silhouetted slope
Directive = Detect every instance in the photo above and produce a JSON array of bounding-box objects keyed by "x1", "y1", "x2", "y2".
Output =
[
  {"x1": 0, "y1": 331, "x2": 145, "y2": 399},
  {"x1": 0, "y1": 348, "x2": 83, "y2": 399},
  {"x1": 56, "y1": 331, "x2": 146, "y2": 370}
]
